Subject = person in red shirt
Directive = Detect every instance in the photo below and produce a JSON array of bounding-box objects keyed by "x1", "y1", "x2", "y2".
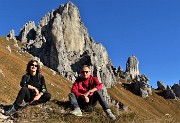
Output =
[{"x1": 69, "y1": 65, "x2": 116, "y2": 120}]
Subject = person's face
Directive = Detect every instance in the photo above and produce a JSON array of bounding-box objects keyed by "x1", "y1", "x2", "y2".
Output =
[
  {"x1": 81, "y1": 67, "x2": 91, "y2": 79},
  {"x1": 30, "y1": 62, "x2": 38, "y2": 73}
]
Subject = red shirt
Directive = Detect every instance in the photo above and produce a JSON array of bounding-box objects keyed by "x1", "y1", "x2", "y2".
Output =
[{"x1": 71, "y1": 76, "x2": 102, "y2": 97}]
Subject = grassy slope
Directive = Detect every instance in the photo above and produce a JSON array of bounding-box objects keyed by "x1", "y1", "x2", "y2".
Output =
[
  {"x1": 0, "y1": 37, "x2": 72, "y2": 104},
  {"x1": 0, "y1": 36, "x2": 180, "y2": 122},
  {"x1": 108, "y1": 82, "x2": 180, "y2": 122}
]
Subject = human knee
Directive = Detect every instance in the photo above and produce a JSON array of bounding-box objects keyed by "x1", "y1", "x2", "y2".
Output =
[
  {"x1": 68, "y1": 92, "x2": 76, "y2": 98},
  {"x1": 44, "y1": 93, "x2": 51, "y2": 101},
  {"x1": 94, "y1": 90, "x2": 102, "y2": 96},
  {"x1": 46, "y1": 93, "x2": 51, "y2": 101},
  {"x1": 40, "y1": 93, "x2": 51, "y2": 103}
]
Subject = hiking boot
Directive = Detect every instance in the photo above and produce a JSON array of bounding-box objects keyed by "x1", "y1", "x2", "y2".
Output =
[
  {"x1": 5, "y1": 105, "x2": 17, "y2": 116},
  {"x1": 105, "y1": 109, "x2": 116, "y2": 120},
  {"x1": 70, "y1": 108, "x2": 83, "y2": 116}
]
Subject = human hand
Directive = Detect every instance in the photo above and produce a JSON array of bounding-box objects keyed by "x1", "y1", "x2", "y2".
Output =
[
  {"x1": 84, "y1": 89, "x2": 94, "y2": 97},
  {"x1": 80, "y1": 94, "x2": 89, "y2": 103},
  {"x1": 30, "y1": 94, "x2": 41, "y2": 104},
  {"x1": 84, "y1": 91, "x2": 90, "y2": 97},
  {"x1": 84, "y1": 96, "x2": 89, "y2": 103}
]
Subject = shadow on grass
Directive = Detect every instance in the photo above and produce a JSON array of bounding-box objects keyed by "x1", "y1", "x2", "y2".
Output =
[
  {"x1": 122, "y1": 82, "x2": 140, "y2": 96},
  {"x1": 51, "y1": 99, "x2": 71, "y2": 110}
]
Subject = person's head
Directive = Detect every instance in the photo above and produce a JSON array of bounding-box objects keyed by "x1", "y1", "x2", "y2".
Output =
[
  {"x1": 26, "y1": 59, "x2": 40, "y2": 75},
  {"x1": 81, "y1": 65, "x2": 91, "y2": 79}
]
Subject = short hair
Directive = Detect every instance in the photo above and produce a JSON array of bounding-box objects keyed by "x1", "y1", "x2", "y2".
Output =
[
  {"x1": 26, "y1": 59, "x2": 40, "y2": 74},
  {"x1": 81, "y1": 65, "x2": 90, "y2": 70}
]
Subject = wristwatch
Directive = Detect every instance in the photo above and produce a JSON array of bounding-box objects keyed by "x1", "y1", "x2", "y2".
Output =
[{"x1": 40, "y1": 92, "x2": 44, "y2": 96}]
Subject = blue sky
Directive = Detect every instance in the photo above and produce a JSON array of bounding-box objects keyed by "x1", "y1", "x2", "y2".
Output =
[{"x1": 0, "y1": 0, "x2": 180, "y2": 88}]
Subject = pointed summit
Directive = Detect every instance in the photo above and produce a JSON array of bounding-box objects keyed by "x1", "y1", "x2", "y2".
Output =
[{"x1": 18, "y1": 2, "x2": 117, "y2": 89}]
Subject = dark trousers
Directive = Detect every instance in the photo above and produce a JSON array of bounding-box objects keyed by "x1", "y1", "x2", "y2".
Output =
[
  {"x1": 14, "y1": 87, "x2": 51, "y2": 108},
  {"x1": 69, "y1": 90, "x2": 109, "y2": 110}
]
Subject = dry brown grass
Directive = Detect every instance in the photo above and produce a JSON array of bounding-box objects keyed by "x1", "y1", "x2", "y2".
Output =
[
  {"x1": 108, "y1": 82, "x2": 180, "y2": 122},
  {"x1": 0, "y1": 36, "x2": 180, "y2": 122},
  {"x1": 0, "y1": 37, "x2": 72, "y2": 104}
]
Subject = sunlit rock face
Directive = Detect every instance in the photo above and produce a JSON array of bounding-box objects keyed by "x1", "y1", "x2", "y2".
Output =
[
  {"x1": 19, "y1": 2, "x2": 116, "y2": 88},
  {"x1": 126, "y1": 55, "x2": 140, "y2": 79}
]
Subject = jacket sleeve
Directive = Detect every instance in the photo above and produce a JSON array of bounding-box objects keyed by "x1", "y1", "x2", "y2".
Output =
[
  {"x1": 93, "y1": 77, "x2": 102, "y2": 90},
  {"x1": 20, "y1": 75, "x2": 28, "y2": 87},
  {"x1": 71, "y1": 81, "x2": 81, "y2": 97},
  {"x1": 40, "y1": 75, "x2": 48, "y2": 93}
]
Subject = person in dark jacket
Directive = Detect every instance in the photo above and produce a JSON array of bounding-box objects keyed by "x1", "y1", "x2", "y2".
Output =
[
  {"x1": 5, "y1": 59, "x2": 51, "y2": 116},
  {"x1": 69, "y1": 65, "x2": 116, "y2": 120}
]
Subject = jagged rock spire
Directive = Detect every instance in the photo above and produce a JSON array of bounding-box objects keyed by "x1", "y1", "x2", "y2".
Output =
[
  {"x1": 19, "y1": 2, "x2": 116, "y2": 88},
  {"x1": 126, "y1": 55, "x2": 140, "y2": 79},
  {"x1": 6, "y1": 29, "x2": 15, "y2": 40},
  {"x1": 18, "y1": 21, "x2": 36, "y2": 43}
]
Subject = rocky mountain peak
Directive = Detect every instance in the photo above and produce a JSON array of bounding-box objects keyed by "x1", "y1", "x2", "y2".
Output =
[{"x1": 18, "y1": 2, "x2": 116, "y2": 88}]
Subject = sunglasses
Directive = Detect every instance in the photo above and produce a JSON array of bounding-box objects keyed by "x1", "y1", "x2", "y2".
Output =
[
  {"x1": 30, "y1": 64, "x2": 38, "y2": 67},
  {"x1": 81, "y1": 71, "x2": 89, "y2": 74}
]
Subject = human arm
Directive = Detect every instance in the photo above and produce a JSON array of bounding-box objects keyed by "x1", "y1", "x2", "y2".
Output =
[
  {"x1": 71, "y1": 81, "x2": 82, "y2": 97},
  {"x1": 80, "y1": 87, "x2": 98, "y2": 103},
  {"x1": 30, "y1": 75, "x2": 46, "y2": 103},
  {"x1": 83, "y1": 87, "x2": 98, "y2": 97},
  {"x1": 84, "y1": 77, "x2": 102, "y2": 97},
  {"x1": 20, "y1": 75, "x2": 39, "y2": 95},
  {"x1": 28, "y1": 85, "x2": 39, "y2": 95},
  {"x1": 82, "y1": 77, "x2": 102, "y2": 102},
  {"x1": 39, "y1": 75, "x2": 47, "y2": 95},
  {"x1": 20, "y1": 75, "x2": 28, "y2": 87}
]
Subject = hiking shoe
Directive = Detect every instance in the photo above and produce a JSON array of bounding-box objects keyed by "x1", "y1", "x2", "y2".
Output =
[
  {"x1": 4, "y1": 105, "x2": 17, "y2": 116},
  {"x1": 70, "y1": 108, "x2": 82, "y2": 116},
  {"x1": 105, "y1": 109, "x2": 116, "y2": 120}
]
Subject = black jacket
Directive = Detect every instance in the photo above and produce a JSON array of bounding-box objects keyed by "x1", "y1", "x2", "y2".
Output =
[{"x1": 20, "y1": 74, "x2": 47, "y2": 94}]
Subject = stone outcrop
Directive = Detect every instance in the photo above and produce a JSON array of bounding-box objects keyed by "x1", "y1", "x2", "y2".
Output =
[
  {"x1": 157, "y1": 81, "x2": 167, "y2": 90},
  {"x1": 159, "y1": 83, "x2": 180, "y2": 99},
  {"x1": 18, "y1": 21, "x2": 36, "y2": 43},
  {"x1": 115, "y1": 55, "x2": 151, "y2": 98},
  {"x1": 171, "y1": 84, "x2": 180, "y2": 97},
  {"x1": 117, "y1": 66, "x2": 126, "y2": 79},
  {"x1": 19, "y1": 2, "x2": 116, "y2": 88},
  {"x1": 125, "y1": 55, "x2": 140, "y2": 80},
  {"x1": 6, "y1": 29, "x2": 19, "y2": 48},
  {"x1": 6, "y1": 29, "x2": 15, "y2": 40},
  {"x1": 115, "y1": 55, "x2": 140, "y2": 81},
  {"x1": 166, "y1": 86, "x2": 176, "y2": 99},
  {"x1": 134, "y1": 74, "x2": 152, "y2": 98}
]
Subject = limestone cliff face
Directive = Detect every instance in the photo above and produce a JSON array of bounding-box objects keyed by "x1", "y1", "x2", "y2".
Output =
[
  {"x1": 18, "y1": 21, "x2": 36, "y2": 43},
  {"x1": 19, "y1": 2, "x2": 116, "y2": 87}
]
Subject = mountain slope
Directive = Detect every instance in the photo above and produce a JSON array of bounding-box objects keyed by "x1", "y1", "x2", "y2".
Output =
[
  {"x1": 108, "y1": 82, "x2": 180, "y2": 122},
  {"x1": 0, "y1": 37, "x2": 72, "y2": 104},
  {"x1": 0, "y1": 36, "x2": 180, "y2": 122}
]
